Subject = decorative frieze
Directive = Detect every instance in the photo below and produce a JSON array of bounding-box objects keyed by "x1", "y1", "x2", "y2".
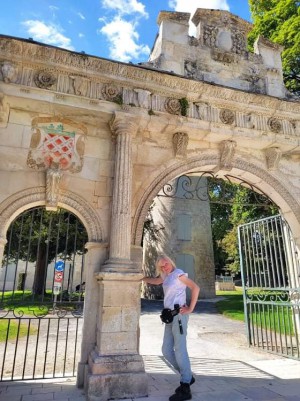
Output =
[
  {"x1": 0, "y1": 37, "x2": 299, "y2": 141},
  {"x1": 268, "y1": 117, "x2": 282, "y2": 133},
  {"x1": 219, "y1": 108, "x2": 235, "y2": 125},
  {"x1": 34, "y1": 69, "x2": 56, "y2": 89},
  {"x1": 165, "y1": 98, "x2": 181, "y2": 115},
  {"x1": 70, "y1": 75, "x2": 90, "y2": 96},
  {"x1": 0, "y1": 61, "x2": 19, "y2": 83},
  {"x1": 101, "y1": 83, "x2": 122, "y2": 102}
]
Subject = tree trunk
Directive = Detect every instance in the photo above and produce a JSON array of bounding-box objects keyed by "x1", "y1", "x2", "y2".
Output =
[{"x1": 32, "y1": 244, "x2": 48, "y2": 295}]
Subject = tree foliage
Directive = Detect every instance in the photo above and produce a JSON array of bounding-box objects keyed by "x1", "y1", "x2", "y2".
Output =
[
  {"x1": 4, "y1": 207, "x2": 88, "y2": 295},
  {"x1": 248, "y1": 0, "x2": 300, "y2": 95},
  {"x1": 210, "y1": 180, "x2": 278, "y2": 276}
]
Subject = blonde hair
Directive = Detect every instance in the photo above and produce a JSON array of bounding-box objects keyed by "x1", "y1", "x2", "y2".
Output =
[{"x1": 155, "y1": 254, "x2": 176, "y2": 276}]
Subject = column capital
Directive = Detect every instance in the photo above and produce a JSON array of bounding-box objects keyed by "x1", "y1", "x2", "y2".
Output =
[
  {"x1": 109, "y1": 112, "x2": 138, "y2": 137},
  {"x1": 85, "y1": 241, "x2": 108, "y2": 251}
]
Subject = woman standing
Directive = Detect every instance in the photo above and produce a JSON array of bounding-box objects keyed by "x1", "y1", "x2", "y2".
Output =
[{"x1": 142, "y1": 254, "x2": 200, "y2": 401}]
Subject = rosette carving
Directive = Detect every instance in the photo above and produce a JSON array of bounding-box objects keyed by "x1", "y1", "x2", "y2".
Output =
[
  {"x1": 219, "y1": 108, "x2": 235, "y2": 125},
  {"x1": 101, "y1": 84, "x2": 121, "y2": 101},
  {"x1": 34, "y1": 70, "x2": 56, "y2": 89},
  {"x1": 165, "y1": 98, "x2": 181, "y2": 115},
  {"x1": 268, "y1": 117, "x2": 282, "y2": 133}
]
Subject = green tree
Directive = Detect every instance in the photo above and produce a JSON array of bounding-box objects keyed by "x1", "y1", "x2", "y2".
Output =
[
  {"x1": 4, "y1": 208, "x2": 88, "y2": 296},
  {"x1": 209, "y1": 179, "x2": 278, "y2": 276},
  {"x1": 248, "y1": 0, "x2": 300, "y2": 95}
]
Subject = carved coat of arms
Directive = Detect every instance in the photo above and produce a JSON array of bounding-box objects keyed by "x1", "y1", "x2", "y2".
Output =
[{"x1": 27, "y1": 118, "x2": 86, "y2": 173}]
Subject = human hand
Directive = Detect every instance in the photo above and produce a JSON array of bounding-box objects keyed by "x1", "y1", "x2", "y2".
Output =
[{"x1": 179, "y1": 305, "x2": 192, "y2": 315}]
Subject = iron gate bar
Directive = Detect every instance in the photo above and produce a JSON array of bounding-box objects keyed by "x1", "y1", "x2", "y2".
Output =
[
  {"x1": 239, "y1": 214, "x2": 300, "y2": 360},
  {"x1": 158, "y1": 172, "x2": 277, "y2": 208}
]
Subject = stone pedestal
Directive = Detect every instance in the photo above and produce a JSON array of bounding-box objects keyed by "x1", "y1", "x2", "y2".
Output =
[
  {"x1": 85, "y1": 271, "x2": 147, "y2": 401},
  {"x1": 77, "y1": 242, "x2": 108, "y2": 388}
]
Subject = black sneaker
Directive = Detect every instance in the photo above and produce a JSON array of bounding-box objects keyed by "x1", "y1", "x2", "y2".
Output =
[
  {"x1": 175, "y1": 376, "x2": 195, "y2": 394},
  {"x1": 169, "y1": 383, "x2": 192, "y2": 401}
]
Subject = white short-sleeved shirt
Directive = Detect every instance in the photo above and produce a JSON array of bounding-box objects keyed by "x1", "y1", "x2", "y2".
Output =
[{"x1": 162, "y1": 268, "x2": 187, "y2": 309}]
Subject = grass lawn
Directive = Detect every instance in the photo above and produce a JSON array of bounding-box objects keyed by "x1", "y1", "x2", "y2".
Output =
[
  {"x1": 215, "y1": 289, "x2": 295, "y2": 335},
  {"x1": 0, "y1": 319, "x2": 37, "y2": 342},
  {"x1": 0, "y1": 290, "x2": 83, "y2": 317}
]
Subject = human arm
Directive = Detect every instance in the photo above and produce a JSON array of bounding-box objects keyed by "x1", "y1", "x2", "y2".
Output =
[
  {"x1": 178, "y1": 275, "x2": 200, "y2": 314},
  {"x1": 142, "y1": 276, "x2": 163, "y2": 285}
]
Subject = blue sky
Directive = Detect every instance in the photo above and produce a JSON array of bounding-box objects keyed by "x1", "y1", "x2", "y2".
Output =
[{"x1": 0, "y1": 0, "x2": 251, "y2": 63}]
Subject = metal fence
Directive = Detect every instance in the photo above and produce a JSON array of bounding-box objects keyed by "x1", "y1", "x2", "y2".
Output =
[{"x1": 239, "y1": 215, "x2": 300, "y2": 359}]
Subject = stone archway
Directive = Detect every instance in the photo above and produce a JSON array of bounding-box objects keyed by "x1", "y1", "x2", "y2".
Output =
[
  {"x1": 0, "y1": 186, "x2": 107, "y2": 386},
  {"x1": 132, "y1": 152, "x2": 300, "y2": 247}
]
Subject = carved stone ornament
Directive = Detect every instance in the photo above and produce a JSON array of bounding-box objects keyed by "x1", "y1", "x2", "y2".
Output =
[
  {"x1": 219, "y1": 108, "x2": 235, "y2": 125},
  {"x1": 268, "y1": 117, "x2": 282, "y2": 133},
  {"x1": 46, "y1": 167, "x2": 63, "y2": 210},
  {"x1": 70, "y1": 75, "x2": 90, "y2": 96},
  {"x1": 265, "y1": 147, "x2": 282, "y2": 171},
  {"x1": 184, "y1": 60, "x2": 200, "y2": 79},
  {"x1": 165, "y1": 98, "x2": 181, "y2": 115},
  {"x1": 232, "y1": 31, "x2": 246, "y2": 55},
  {"x1": 0, "y1": 94, "x2": 9, "y2": 127},
  {"x1": 173, "y1": 132, "x2": 189, "y2": 158},
  {"x1": 211, "y1": 49, "x2": 236, "y2": 64},
  {"x1": 34, "y1": 70, "x2": 56, "y2": 89},
  {"x1": 101, "y1": 84, "x2": 121, "y2": 101},
  {"x1": 220, "y1": 140, "x2": 236, "y2": 170},
  {"x1": 188, "y1": 37, "x2": 199, "y2": 47},
  {"x1": 0, "y1": 61, "x2": 18, "y2": 83},
  {"x1": 27, "y1": 117, "x2": 87, "y2": 173},
  {"x1": 134, "y1": 89, "x2": 151, "y2": 108},
  {"x1": 203, "y1": 25, "x2": 218, "y2": 48}
]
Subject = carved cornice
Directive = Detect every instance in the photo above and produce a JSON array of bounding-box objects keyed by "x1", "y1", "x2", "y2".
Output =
[
  {"x1": 0, "y1": 37, "x2": 299, "y2": 113},
  {"x1": 0, "y1": 187, "x2": 103, "y2": 242},
  {"x1": 0, "y1": 37, "x2": 300, "y2": 143}
]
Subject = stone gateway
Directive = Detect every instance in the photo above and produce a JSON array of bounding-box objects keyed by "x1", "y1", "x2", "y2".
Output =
[{"x1": 0, "y1": 8, "x2": 300, "y2": 401}]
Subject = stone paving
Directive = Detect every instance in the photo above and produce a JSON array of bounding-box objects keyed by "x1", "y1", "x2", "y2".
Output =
[{"x1": 1, "y1": 299, "x2": 300, "y2": 401}]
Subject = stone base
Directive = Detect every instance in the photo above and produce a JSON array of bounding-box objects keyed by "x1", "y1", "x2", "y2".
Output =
[{"x1": 85, "y1": 352, "x2": 148, "y2": 401}]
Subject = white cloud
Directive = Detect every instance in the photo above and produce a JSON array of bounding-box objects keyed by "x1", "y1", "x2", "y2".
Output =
[
  {"x1": 22, "y1": 20, "x2": 74, "y2": 50},
  {"x1": 77, "y1": 12, "x2": 86, "y2": 20},
  {"x1": 100, "y1": 16, "x2": 150, "y2": 62},
  {"x1": 168, "y1": 0, "x2": 230, "y2": 35},
  {"x1": 79, "y1": 33, "x2": 85, "y2": 38},
  {"x1": 102, "y1": 0, "x2": 148, "y2": 18}
]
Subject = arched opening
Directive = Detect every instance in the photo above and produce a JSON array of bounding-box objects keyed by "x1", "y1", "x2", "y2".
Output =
[
  {"x1": 137, "y1": 161, "x2": 300, "y2": 361},
  {"x1": 0, "y1": 206, "x2": 89, "y2": 381}
]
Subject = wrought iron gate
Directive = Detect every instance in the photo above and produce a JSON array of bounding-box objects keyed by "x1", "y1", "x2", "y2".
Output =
[
  {"x1": 0, "y1": 207, "x2": 88, "y2": 381},
  {"x1": 239, "y1": 215, "x2": 300, "y2": 359}
]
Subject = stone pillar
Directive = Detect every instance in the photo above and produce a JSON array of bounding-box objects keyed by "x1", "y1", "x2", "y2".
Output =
[
  {"x1": 77, "y1": 241, "x2": 108, "y2": 388},
  {"x1": 103, "y1": 113, "x2": 137, "y2": 272},
  {"x1": 85, "y1": 113, "x2": 147, "y2": 401}
]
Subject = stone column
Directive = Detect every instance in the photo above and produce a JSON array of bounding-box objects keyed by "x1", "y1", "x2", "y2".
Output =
[
  {"x1": 102, "y1": 113, "x2": 137, "y2": 272},
  {"x1": 85, "y1": 113, "x2": 147, "y2": 401},
  {"x1": 77, "y1": 241, "x2": 108, "y2": 388}
]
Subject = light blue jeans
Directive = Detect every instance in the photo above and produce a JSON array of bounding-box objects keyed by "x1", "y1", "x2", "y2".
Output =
[{"x1": 162, "y1": 314, "x2": 192, "y2": 384}]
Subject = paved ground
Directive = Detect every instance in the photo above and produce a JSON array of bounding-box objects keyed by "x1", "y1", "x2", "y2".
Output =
[{"x1": 1, "y1": 298, "x2": 300, "y2": 401}]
